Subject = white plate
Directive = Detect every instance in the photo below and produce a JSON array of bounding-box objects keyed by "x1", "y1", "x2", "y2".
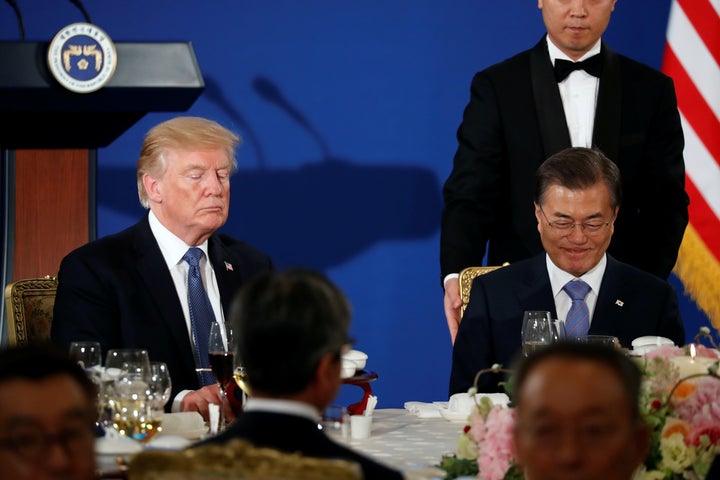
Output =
[{"x1": 439, "y1": 409, "x2": 470, "y2": 423}]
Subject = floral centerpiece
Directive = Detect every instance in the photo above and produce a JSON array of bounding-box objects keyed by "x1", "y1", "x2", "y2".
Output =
[{"x1": 439, "y1": 328, "x2": 720, "y2": 480}]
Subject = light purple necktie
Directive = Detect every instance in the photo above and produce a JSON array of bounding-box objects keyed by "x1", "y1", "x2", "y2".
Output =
[
  {"x1": 183, "y1": 247, "x2": 217, "y2": 386},
  {"x1": 563, "y1": 280, "x2": 591, "y2": 338}
]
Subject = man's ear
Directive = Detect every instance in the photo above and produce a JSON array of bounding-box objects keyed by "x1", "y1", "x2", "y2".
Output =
[{"x1": 143, "y1": 174, "x2": 162, "y2": 203}]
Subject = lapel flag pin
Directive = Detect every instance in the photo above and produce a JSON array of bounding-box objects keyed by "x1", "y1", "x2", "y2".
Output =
[
  {"x1": 615, "y1": 299, "x2": 624, "y2": 307},
  {"x1": 224, "y1": 261, "x2": 233, "y2": 272}
]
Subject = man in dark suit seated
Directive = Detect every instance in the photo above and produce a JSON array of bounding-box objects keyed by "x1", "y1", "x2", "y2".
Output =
[
  {"x1": 449, "y1": 147, "x2": 685, "y2": 394},
  {"x1": 197, "y1": 269, "x2": 403, "y2": 480},
  {"x1": 51, "y1": 116, "x2": 273, "y2": 420}
]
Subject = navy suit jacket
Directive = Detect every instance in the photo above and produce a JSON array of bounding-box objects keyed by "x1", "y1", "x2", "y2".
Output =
[
  {"x1": 441, "y1": 38, "x2": 688, "y2": 280},
  {"x1": 51, "y1": 214, "x2": 273, "y2": 400},
  {"x1": 449, "y1": 254, "x2": 685, "y2": 395},
  {"x1": 196, "y1": 411, "x2": 403, "y2": 480}
]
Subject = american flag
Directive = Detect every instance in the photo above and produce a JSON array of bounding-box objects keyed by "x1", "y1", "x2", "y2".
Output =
[{"x1": 663, "y1": 0, "x2": 720, "y2": 327}]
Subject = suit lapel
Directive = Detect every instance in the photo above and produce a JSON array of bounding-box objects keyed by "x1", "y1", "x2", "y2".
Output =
[
  {"x1": 208, "y1": 235, "x2": 245, "y2": 314},
  {"x1": 132, "y1": 216, "x2": 195, "y2": 371},
  {"x1": 530, "y1": 38, "x2": 571, "y2": 158},
  {"x1": 589, "y1": 256, "x2": 626, "y2": 334},
  {"x1": 517, "y1": 255, "x2": 558, "y2": 318},
  {"x1": 592, "y1": 41, "x2": 621, "y2": 163}
]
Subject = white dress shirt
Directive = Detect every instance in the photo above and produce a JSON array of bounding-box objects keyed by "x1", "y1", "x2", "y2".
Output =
[
  {"x1": 547, "y1": 35, "x2": 602, "y2": 148},
  {"x1": 546, "y1": 253, "x2": 606, "y2": 326},
  {"x1": 148, "y1": 210, "x2": 226, "y2": 410},
  {"x1": 243, "y1": 397, "x2": 321, "y2": 423}
]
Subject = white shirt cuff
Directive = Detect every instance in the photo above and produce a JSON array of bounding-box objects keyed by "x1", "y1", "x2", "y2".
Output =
[
  {"x1": 443, "y1": 273, "x2": 459, "y2": 288},
  {"x1": 171, "y1": 389, "x2": 193, "y2": 412}
]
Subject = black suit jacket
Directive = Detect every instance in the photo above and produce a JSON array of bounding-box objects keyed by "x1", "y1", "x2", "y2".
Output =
[
  {"x1": 196, "y1": 411, "x2": 403, "y2": 480},
  {"x1": 51, "y1": 214, "x2": 273, "y2": 400},
  {"x1": 441, "y1": 38, "x2": 688, "y2": 280},
  {"x1": 449, "y1": 254, "x2": 685, "y2": 395}
]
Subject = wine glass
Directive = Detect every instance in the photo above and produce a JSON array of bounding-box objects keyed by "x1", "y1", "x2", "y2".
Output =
[
  {"x1": 521, "y1": 311, "x2": 553, "y2": 356},
  {"x1": 208, "y1": 322, "x2": 236, "y2": 430},
  {"x1": 552, "y1": 319, "x2": 567, "y2": 342},
  {"x1": 69, "y1": 341, "x2": 102, "y2": 386},
  {"x1": 148, "y1": 361, "x2": 172, "y2": 411},
  {"x1": 103, "y1": 349, "x2": 160, "y2": 443}
]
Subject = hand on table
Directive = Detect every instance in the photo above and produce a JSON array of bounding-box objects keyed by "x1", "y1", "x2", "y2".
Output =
[{"x1": 179, "y1": 384, "x2": 236, "y2": 423}]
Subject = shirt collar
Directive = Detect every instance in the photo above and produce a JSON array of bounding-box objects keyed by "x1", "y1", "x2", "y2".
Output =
[
  {"x1": 243, "y1": 398, "x2": 321, "y2": 423},
  {"x1": 546, "y1": 253, "x2": 606, "y2": 298},
  {"x1": 148, "y1": 210, "x2": 209, "y2": 269},
  {"x1": 546, "y1": 34, "x2": 602, "y2": 64}
]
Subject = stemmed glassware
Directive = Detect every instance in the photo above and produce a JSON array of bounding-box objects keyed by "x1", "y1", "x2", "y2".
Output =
[
  {"x1": 208, "y1": 322, "x2": 236, "y2": 430},
  {"x1": 103, "y1": 348, "x2": 162, "y2": 443},
  {"x1": 148, "y1": 361, "x2": 172, "y2": 412},
  {"x1": 521, "y1": 311, "x2": 554, "y2": 356}
]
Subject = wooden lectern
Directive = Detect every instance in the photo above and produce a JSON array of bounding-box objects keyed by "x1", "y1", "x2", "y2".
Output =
[{"x1": 0, "y1": 41, "x2": 204, "y2": 290}]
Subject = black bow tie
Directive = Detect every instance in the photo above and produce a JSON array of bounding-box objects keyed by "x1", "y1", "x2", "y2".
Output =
[{"x1": 553, "y1": 54, "x2": 603, "y2": 82}]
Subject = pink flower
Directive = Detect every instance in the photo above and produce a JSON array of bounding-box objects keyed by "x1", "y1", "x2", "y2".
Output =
[
  {"x1": 686, "y1": 423, "x2": 720, "y2": 446},
  {"x1": 477, "y1": 407, "x2": 516, "y2": 480},
  {"x1": 673, "y1": 377, "x2": 720, "y2": 425},
  {"x1": 645, "y1": 345, "x2": 685, "y2": 360}
]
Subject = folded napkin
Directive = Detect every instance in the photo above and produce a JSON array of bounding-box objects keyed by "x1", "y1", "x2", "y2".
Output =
[
  {"x1": 405, "y1": 393, "x2": 511, "y2": 418},
  {"x1": 160, "y1": 412, "x2": 206, "y2": 436},
  {"x1": 403, "y1": 401, "x2": 444, "y2": 418}
]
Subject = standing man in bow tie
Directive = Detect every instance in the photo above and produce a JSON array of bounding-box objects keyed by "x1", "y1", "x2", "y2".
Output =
[
  {"x1": 441, "y1": 0, "x2": 689, "y2": 344},
  {"x1": 51, "y1": 116, "x2": 273, "y2": 420}
]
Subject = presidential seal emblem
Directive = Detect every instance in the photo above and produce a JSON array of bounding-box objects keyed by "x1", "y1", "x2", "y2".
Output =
[{"x1": 47, "y1": 23, "x2": 117, "y2": 93}]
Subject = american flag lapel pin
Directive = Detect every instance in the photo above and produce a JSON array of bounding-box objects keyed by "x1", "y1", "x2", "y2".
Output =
[
  {"x1": 224, "y1": 261, "x2": 233, "y2": 272},
  {"x1": 615, "y1": 299, "x2": 624, "y2": 307}
]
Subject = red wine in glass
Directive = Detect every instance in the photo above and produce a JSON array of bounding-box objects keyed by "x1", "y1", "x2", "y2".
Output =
[{"x1": 209, "y1": 351, "x2": 235, "y2": 391}]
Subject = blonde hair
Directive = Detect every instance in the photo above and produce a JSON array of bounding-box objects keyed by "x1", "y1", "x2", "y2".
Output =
[{"x1": 136, "y1": 116, "x2": 241, "y2": 208}]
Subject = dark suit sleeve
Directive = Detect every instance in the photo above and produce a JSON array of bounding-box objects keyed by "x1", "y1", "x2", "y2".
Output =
[
  {"x1": 51, "y1": 251, "x2": 120, "y2": 352},
  {"x1": 449, "y1": 277, "x2": 500, "y2": 395},
  {"x1": 440, "y1": 71, "x2": 506, "y2": 281},
  {"x1": 631, "y1": 76, "x2": 688, "y2": 279}
]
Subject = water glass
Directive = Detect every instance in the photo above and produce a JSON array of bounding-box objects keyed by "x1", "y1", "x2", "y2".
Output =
[
  {"x1": 69, "y1": 341, "x2": 102, "y2": 374},
  {"x1": 320, "y1": 405, "x2": 349, "y2": 442},
  {"x1": 521, "y1": 311, "x2": 553, "y2": 356}
]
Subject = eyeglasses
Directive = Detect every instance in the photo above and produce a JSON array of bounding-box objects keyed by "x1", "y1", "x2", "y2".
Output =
[
  {"x1": 539, "y1": 206, "x2": 612, "y2": 236},
  {"x1": 0, "y1": 423, "x2": 94, "y2": 463}
]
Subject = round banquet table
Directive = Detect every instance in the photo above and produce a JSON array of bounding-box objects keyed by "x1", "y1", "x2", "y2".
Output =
[
  {"x1": 97, "y1": 408, "x2": 464, "y2": 480},
  {"x1": 343, "y1": 408, "x2": 463, "y2": 479}
]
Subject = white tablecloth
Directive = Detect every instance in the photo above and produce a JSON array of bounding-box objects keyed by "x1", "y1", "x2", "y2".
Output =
[
  {"x1": 344, "y1": 408, "x2": 464, "y2": 479},
  {"x1": 97, "y1": 408, "x2": 465, "y2": 479}
]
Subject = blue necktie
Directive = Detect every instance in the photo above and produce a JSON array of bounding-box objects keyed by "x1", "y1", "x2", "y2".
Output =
[
  {"x1": 183, "y1": 247, "x2": 217, "y2": 386},
  {"x1": 563, "y1": 280, "x2": 591, "y2": 338}
]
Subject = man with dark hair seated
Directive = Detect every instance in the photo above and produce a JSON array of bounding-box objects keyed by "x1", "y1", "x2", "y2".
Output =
[
  {"x1": 0, "y1": 343, "x2": 97, "y2": 480},
  {"x1": 513, "y1": 341, "x2": 650, "y2": 480},
  {"x1": 196, "y1": 269, "x2": 403, "y2": 479}
]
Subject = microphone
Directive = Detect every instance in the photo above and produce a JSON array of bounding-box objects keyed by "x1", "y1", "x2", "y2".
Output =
[
  {"x1": 68, "y1": 0, "x2": 92, "y2": 23},
  {"x1": 253, "y1": 76, "x2": 331, "y2": 159},
  {"x1": 4, "y1": 0, "x2": 25, "y2": 40}
]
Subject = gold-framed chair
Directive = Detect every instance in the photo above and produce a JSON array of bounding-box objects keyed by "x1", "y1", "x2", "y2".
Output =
[
  {"x1": 127, "y1": 439, "x2": 363, "y2": 480},
  {"x1": 458, "y1": 263, "x2": 509, "y2": 318},
  {"x1": 4, "y1": 275, "x2": 58, "y2": 346}
]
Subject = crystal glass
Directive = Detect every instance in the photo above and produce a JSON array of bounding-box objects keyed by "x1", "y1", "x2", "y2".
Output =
[
  {"x1": 208, "y1": 322, "x2": 236, "y2": 430},
  {"x1": 521, "y1": 311, "x2": 553, "y2": 356},
  {"x1": 103, "y1": 349, "x2": 160, "y2": 443},
  {"x1": 148, "y1": 362, "x2": 172, "y2": 411}
]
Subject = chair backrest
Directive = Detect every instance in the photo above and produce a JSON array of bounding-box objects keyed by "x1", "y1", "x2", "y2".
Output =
[
  {"x1": 127, "y1": 439, "x2": 363, "y2": 480},
  {"x1": 4, "y1": 275, "x2": 58, "y2": 347},
  {"x1": 459, "y1": 264, "x2": 508, "y2": 318}
]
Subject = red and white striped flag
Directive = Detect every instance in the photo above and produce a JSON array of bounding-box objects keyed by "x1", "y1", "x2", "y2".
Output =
[{"x1": 663, "y1": 0, "x2": 720, "y2": 327}]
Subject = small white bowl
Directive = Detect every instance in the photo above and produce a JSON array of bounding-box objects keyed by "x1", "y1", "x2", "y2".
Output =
[
  {"x1": 340, "y1": 359, "x2": 357, "y2": 379},
  {"x1": 631, "y1": 336, "x2": 674, "y2": 355},
  {"x1": 342, "y1": 350, "x2": 368, "y2": 371}
]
